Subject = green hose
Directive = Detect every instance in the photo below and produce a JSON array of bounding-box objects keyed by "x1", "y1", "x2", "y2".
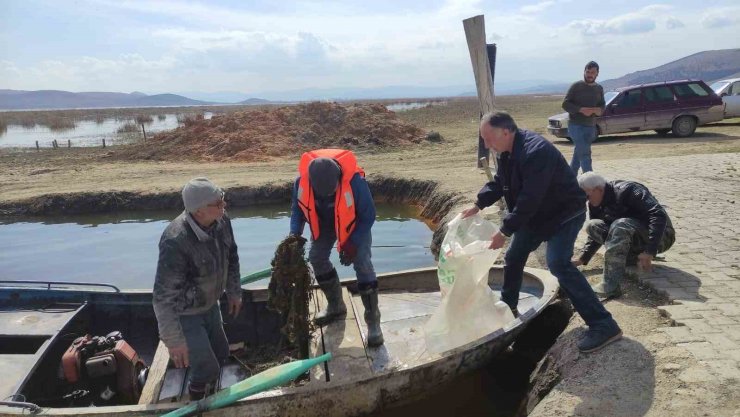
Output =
[
  {"x1": 161, "y1": 352, "x2": 332, "y2": 417},
  {"x1": 239, "y1": 267, "x2": 272, "y2": 285}
]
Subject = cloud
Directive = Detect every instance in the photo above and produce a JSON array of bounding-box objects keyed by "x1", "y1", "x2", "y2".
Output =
[
  {"x1": 520, "y1": 1, "x2": 555, "y2": 14},
  {"x1": 147, "y1": 28, "x2": 336, "y2": 75},
  {"x1": 701, "y1": 7, "x2": 740, "y2": 29},
  {"x1": 665, "y1": 17, "x2": 685, "y2": 30},
  {"x1": 567, "y1": 5, "x2": 670, "y2": 36}
]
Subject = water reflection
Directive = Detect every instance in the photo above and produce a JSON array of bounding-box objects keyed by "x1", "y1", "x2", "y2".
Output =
[
  {"x1": 0, "y1": 113, "x2": 214, "y2": 148},
  {"x1": 0, "y1": 203, "x2": 434, "y2": 289},
  {"x1": 386, "y1": 101, "x2": 447, "y2": 112}
]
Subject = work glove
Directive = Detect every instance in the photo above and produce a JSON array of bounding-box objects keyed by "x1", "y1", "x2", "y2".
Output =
[{"x1": 339, "y1": 242, "x2": 358, "y2": 266}]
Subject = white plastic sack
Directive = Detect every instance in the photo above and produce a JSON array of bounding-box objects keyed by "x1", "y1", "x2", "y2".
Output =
[{"x1": 424, "y1": 213, "x2": 514, "y2": 353}]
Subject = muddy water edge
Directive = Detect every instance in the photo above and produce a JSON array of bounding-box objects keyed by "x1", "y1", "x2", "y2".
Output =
[{"x1": 0, "y1": 177, "x2": 572, "y2": 417}]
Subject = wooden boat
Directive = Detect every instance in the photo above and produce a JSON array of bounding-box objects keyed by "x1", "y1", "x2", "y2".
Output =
[{"x1": 0, "y1": 266, "x2": 558, "y2": 416}]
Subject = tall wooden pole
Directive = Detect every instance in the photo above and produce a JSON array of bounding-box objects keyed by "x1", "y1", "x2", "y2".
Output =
[{"x1": 463, "y1": 15, "x2": 497, "y2": 170}]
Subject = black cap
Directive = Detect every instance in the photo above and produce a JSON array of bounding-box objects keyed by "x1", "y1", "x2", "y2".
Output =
[{"x1": 308, "y1": 158, "x2": 341, "y2": 197}]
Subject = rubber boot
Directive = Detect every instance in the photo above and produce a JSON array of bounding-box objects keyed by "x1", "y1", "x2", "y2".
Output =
[
  {"x1": 314, "y1": 268, "x2": 347, "y2": 326},
  {"x1": 360, "y1": 287, "x2": 384, "y2": 347}
]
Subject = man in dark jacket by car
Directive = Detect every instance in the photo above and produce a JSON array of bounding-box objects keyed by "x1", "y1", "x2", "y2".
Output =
[
  {"x1": 462, "y1": 111, "x2": 621, "y2": 353},
  {"x1": 573, "y1": 172, "x2": 675, "y2": 299}
]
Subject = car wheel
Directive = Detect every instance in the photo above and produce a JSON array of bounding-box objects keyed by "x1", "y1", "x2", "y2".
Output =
[
  {"x1": 655, "y1": 129, "x2": 670, "y2": 136},
  {"x1": 672, "y1": 116, "x2": 696, "y2": 137}
]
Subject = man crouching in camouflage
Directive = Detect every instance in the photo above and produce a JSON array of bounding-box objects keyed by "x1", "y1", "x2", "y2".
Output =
[
  {"x1": 573, "y1": 172, "x2": 675, "y2": 299},
  {"x1": 153, "y1": 178, "x2": 242, "y2": 400}
]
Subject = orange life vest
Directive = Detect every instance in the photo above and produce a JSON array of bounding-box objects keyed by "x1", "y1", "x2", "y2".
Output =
[{"x1": 297, "y1": 149, "x2": 365, "y2": 252}]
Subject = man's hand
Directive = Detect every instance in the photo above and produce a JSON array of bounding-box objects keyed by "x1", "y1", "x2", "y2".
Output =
[
  {"x1": 489, "y1": 231, "x2": 506, "y2": 250},
  {"x1": 572, "y1": 258, "x2": 583, "y2": 267},
  {"x1": 168, "y1": 344, "x2": 189, "y2": 368},
  {"x1": 339, "y1": 242, "x2": 358, "y2": 266},
  {"x1": 461, "y1": 206, "x2": 480, "y2": 219},
  {"x1": 579, "y1": 107, "x2": 595, "y2": 116},
  {"x1": 228, "y1": 295, "x2": 242, "y2": 318},
  {"x1": 638, "y1": 253, "x2": 654, "y2": 272}
]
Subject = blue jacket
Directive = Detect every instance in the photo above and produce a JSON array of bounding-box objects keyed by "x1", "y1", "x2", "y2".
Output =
[
  {"x1": 290, "y1": 173, "x2": 375, "y2": 245},
  {"x1": 475, "y1": 129, "x2": 586, "y2": 238}
]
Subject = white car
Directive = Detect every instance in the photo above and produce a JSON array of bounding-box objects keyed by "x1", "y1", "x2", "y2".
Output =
[{"x1": 710, "y1": 78, "x2": 740, "y2": 118}]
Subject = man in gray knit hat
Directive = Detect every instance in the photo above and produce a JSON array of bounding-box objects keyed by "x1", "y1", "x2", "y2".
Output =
[{"x1": 153, "y1": 177, "x2": 242, "y2": 400}]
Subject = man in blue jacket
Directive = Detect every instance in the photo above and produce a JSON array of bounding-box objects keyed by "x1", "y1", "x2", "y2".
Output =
[
  {"x1": 290, "y1": 150, "x2": 383, "y2": 347},
  {"x1": 462, "y1": 112, "x2": 621, "y2": 353}
]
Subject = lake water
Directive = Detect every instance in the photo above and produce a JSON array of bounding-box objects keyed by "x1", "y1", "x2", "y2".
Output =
[
  {"x1": 386, "y1": 101, "x2": 446, "y2": 112},
  {"x1": 0, "y1": 203, "x2": 434, "y2": 290},
  {"x1": 0, "y1": 112, "x2": 212, "y2": 148}
]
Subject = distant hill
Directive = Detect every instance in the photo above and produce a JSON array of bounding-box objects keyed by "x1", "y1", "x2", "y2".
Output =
[
  {"x1": 238, "y1": 98, "x2": 272, "y2": 105},
  {"x1": 0, "y1": 90, "x2": 212, "y2": 110},
  {"x1": 600, "y1": 48, "x2": 740, "y2": 90}
]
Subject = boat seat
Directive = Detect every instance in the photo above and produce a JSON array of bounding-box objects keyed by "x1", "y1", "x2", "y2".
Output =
[{"x1": 308, "y1": 287, "x2": 373, "y2": 384}]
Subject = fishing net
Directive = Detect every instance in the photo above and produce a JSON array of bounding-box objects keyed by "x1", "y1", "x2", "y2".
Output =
[{"x1": 267, "y1": 234, "x2": 314, "y2": 358}]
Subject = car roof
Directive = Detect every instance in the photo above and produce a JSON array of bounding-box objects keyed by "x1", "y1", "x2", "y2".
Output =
[
  {"x1": 612, "y1": 79, "x2": 707, "y2": 93},
  {"x1": 714, "y1": 78, "x2": 740, "y2": 83}
]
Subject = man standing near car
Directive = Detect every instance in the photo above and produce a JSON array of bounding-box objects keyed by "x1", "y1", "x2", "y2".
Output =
[
  {"x1": 462, "y1": 111, "x2": 622, "y2": 353},
  {"x1": 563, "y1": 61, "x2": 605, "y2": 174}
]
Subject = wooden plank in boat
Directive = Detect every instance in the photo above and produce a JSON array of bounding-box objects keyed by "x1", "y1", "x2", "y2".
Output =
[
  {"x1": 316, "y1": 287, "x2": 372, "y2": 383},
  {"x1": 138, "y1": 341, "x2": 170, "y2": 405},
  {"x1": 308, "y1": 288, "x2": 328, "y2": 383}
]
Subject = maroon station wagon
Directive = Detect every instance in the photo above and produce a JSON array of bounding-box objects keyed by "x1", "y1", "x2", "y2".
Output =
[{"x1": 548, "y1": 79, "x2": 725, "y2": 139}]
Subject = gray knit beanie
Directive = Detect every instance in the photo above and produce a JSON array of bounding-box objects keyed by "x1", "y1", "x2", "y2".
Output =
[{"x1": 182, "y1": 177, "x2": 223, "y2": 213}]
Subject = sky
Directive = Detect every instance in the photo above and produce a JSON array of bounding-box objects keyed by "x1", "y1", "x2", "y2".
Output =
[{"x1": 1, "y1": 0, "x2": 739, "y2": 96}]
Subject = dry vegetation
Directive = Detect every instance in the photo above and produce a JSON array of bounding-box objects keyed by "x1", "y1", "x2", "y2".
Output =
[{"x1": 112, "y1": 101, "x2": 429, "y2": 162}]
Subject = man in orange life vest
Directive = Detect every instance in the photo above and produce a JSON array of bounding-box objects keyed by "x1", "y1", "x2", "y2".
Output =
[{"x1": 289, "y1": 149, "x2": 384, "y2": 347}]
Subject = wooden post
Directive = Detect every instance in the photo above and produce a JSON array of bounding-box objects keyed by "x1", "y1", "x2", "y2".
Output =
[
  {"x1": 141, "y1": 123, "x2": 147, "y2": 141},
  {"x1": 52, "y1": 139, "x2": 57, "y2": 149},
  {"x1": 102, "y1": 138, "x2": 106, "y2": 148},
  {"x1": 67, "y1": 139, "x2": 71, "y2": 148},
  {"x1": 463, "y1": 15, "x2": 497, "y2": 169},
  {"x1": 35, "y1": 141, "x2": 39, "y2": 151}
]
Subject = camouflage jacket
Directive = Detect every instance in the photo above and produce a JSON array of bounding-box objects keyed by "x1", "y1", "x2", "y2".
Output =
[
  {"x1": 153, "y1": 211, "x2": 241, "y2": 347},
  {"x1": 581, "y1": 180, "x2": 673, "y2": 263}
]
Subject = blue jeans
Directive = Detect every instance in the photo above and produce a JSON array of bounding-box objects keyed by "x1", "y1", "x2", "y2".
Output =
[
  {"x1": 180, "y1": 303, "x2": 229, "y2": 389},
  {"x1": 308, "y1": 227, "x2": 376, "y2": 285},
  {"x1": 502, "y1": 212, "x2": 617, "y2": 330},
  {"x1": 568, "y1": 123, "x2": 597, "y2": 174}
]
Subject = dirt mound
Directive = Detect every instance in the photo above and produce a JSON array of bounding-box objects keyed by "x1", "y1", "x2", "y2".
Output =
[{"x1": 114, "y1": 102, "x2": 429, "y2": 161}]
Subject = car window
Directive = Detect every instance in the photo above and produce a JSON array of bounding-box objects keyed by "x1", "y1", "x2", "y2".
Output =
[
  {"x1": 710, "y1": 81, "x2": 730, "y2": 94},
  {"x1": 616, "y1": 90, "x2": 642, "y2": 108},
  {"x1": 604, "y1": 91, "x2": 619, "y2": 105},
  {"x1": 644, "y1": 86, "x2": 675, "y2": 103},
  {"x1": 731, "y1": 82, "x2": 740, "y2": 96},
  {"x1": 673, "y1": 82, "x2": 710, "y2": 98}
]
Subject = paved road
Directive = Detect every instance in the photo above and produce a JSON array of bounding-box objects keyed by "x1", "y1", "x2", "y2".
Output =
[{"x1": 595, "y1": 152, "x2": 740, "y2": 382}]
